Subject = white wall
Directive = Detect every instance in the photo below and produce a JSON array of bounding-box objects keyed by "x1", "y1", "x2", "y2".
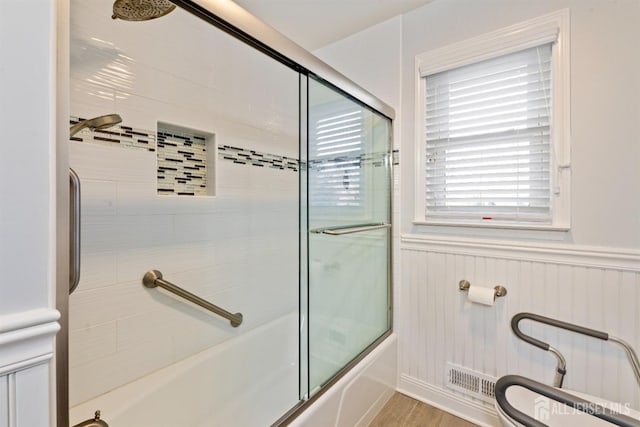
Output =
[
  {"x1": 68, "y1": 1, "x2": 300, "y2": 420},
  {"x1": 318, "y1": 0, "x2": 640, "y2": 249},
  {"x1": 316, "y1": 1, "x2": 640, "y2": 424},
  {"x1": 401, "y1": 0, "x2": 640, "y2": 249},
  {"x1": 0, "y1": 0, "x2": 54, "y2": 316},
  {"x1": 0, "y1": 0, "x2": 60, "y2": 425},
  {"x1": 315, "y1": 15, "x2": 403, "y2": 111}
]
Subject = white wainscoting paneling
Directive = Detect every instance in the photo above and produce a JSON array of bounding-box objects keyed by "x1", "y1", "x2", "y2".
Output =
[
  {"x1": 399, "y1": 235, "x2": 640, "y2": 426},
  {"x1": 0, "y1": 309, "x2": 60, "y2": 427},
  {"x1": 0, "y1": 375, "x2": 7, "y2": 427}
]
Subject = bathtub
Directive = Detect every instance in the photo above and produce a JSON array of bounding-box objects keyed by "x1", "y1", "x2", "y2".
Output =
[
  {"x1": 69, "y1": 313, "x2": 299, "y2": 427},
  {"x1": 69, "y1": 313, "x2": 397, "y2": 427}
]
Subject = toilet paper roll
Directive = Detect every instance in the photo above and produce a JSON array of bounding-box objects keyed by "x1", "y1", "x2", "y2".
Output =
[{"x1": 467, "y1": 285, "x2": 495, "y2": 306}]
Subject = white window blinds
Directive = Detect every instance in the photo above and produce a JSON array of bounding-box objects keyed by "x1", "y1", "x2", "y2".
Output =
[
  {"x1": 309, "y1": 106, "x2": 364, "y2": 209},
  {"x1": 424, "y1": 43, "x2": 553, "y2": 223}
]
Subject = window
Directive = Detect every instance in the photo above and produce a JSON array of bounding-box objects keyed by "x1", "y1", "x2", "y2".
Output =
[
  {"x1": 309, "y1": 104, "x2": 365, "y2": 210},
  {"x1": 415, "y1": 10, "x2": 570, "y2": 230},
  {"x1": 425, "y1": 44, "x2": 552, "y2": 222}
]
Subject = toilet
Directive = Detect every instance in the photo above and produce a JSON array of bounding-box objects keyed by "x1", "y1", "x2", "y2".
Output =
[
  {"x1": 495, "y1": 378, "x2": 640, "y2": 426},
  {"x1": 501, "y1": 313, "x2": 640, "y2": 426}
]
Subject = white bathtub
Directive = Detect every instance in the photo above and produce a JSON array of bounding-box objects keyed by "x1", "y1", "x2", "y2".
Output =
[
  {"x1": 69, "y1": 313, "x2": 397, "y2": 427},
  {"x1": 290, "y1": 334, "x2": 397, "y2": 427},
  {"x1": 70, "y1": 313, "x2": 299, "y2": 427}
]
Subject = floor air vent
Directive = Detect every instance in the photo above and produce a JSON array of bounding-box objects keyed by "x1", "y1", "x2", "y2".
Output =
[{"x1": 445, "y1": 362, "x2": 497, "y2": 404}]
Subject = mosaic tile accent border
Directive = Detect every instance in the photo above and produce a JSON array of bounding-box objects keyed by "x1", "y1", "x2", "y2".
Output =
[
  {"x1": 218, "y1": 145, "x2": 299, "y2": 172},
  {"x1": 308, "y1": 152, "x2": 390, "y2": 169},
  {"x1": 69, "y1": 116, "x2": 156, "y2": 152},
  {"x1": 157, "y1": 128, "x2": 209, "y2": 196},
  {"x1": 70, "y1": 115, "x2": 319, "y2": 196}
]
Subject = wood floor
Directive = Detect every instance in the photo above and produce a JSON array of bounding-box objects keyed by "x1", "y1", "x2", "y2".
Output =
[{"x1": 369, "y1": 392, "x2": 478, "y2": 427}]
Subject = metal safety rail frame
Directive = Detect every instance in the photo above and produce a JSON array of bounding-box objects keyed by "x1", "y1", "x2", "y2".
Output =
[
  {"x1": 511, "y1": 312, "x2": 640, "y2": 389},
  {"x1": 495, "y1": 375, "x2": 640, "y2": 427}
]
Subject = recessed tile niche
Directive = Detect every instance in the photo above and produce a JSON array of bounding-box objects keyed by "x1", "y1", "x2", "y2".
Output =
[{"x1": 156, "y1": 122, "x2": 215, "y2": 197}]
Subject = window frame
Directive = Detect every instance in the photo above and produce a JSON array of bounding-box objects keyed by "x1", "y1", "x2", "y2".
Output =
[{"x1": 413, "y1": 9, "x2": 570, "y2": 231}]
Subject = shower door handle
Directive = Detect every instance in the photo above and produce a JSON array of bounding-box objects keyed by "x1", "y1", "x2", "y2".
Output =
[
  {"x1": 310, "y1": 223, "x2": 391, "y2": 235},
  {"x1": 69, "y1": 168, "x2": 81, "y2": 294}
]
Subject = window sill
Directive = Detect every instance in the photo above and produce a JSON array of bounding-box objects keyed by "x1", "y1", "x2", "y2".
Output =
[{"x1": 412, "y1": 220, "x2": 570, "y2": 242}]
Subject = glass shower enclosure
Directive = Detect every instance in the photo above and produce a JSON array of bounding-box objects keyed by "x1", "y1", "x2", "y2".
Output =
[
  {"x1": 303, "y1": 77, "x2": 392, "y2": 398},
  {"x1": 62, "y1": 1, "x2": 392, "y2": 425}
]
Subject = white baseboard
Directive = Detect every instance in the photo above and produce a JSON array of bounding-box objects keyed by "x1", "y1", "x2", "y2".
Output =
[{"x1": 398, "y1": 374, "x2": 500, "y2": 427}]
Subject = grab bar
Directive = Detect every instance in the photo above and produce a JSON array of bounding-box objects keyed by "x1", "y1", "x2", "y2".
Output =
[
  {"x1": 69, "y1": 168, "x2": 81, "y2": 294},
  {"x1": 495, "y1": 375, "x2": 640, "y2": 427},
  {"x1": 512, "y1": 313, "x2": 640, "y2": 388},
  {"x1": 310, "y1": 222, "x2": 391, "y2": 235},
  {"x1": 142, "y1": 270, "x2": 243, "y2": 327}
]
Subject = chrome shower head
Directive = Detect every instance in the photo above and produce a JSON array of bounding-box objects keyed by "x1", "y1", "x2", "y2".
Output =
[
  {"x1": 112, "y1": 0, "x2": 176, "y2": 21},
  {"x1": 70, "y1": 114, "x2": 122, "y2": 137}
]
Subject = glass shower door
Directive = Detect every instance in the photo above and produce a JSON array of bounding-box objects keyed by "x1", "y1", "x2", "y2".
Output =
[{"x1": 305, "y1": 77, "x2": 392, "y2": 395}]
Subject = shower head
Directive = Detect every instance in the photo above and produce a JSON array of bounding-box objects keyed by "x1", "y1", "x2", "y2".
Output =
[
  {"x1": 112, "y1": 0, "x2": 176, "y2": 21},
  {"x1": 70, "y1": 114, "x2": 122, "y2": 137}
]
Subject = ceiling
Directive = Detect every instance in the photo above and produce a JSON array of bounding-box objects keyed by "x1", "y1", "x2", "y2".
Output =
[{"x1": 232, "y1": 0, "x2": 433, "y2": 51}]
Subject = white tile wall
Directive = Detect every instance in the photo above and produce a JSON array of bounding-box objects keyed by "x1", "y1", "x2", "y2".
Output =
[
  {"x1": 70, "y1": 3, "x2": 298, "y2": 151},
  {"x1": 69, "y1": 0, "x2": 300, "y2": 411}
]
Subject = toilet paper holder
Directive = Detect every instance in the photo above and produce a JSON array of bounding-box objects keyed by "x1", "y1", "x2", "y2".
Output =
[{"x1": 458, "y1": 280, "x2": 507, "y2": 298}]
